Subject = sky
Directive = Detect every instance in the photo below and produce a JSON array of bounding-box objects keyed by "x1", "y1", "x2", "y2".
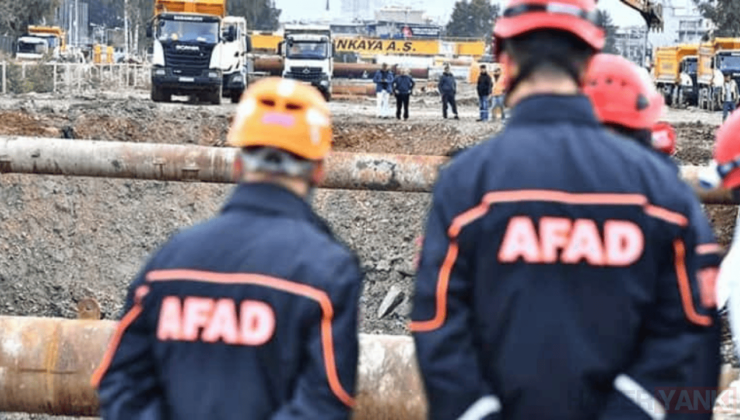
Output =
[{"x1": 274, "y1": 0, "x2": 646, "y2": 27}]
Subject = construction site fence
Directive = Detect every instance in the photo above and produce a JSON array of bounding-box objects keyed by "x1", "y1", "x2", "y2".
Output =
[{"x1": 0, "y1": 61, "x2": 151, "y2": 95}]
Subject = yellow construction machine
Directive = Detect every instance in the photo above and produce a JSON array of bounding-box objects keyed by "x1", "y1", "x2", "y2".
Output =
[
  {"x1": 15, "y1": 26, "x2": 67, "y2": 61},
  {"x1": 653, "y1": 44, "x2": 699, "y2": 107},
  {"x1": 696, "y1": 38, "x2": 740, "y2": 111}
]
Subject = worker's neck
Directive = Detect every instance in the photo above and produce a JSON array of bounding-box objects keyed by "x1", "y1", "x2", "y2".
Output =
[
  {"x1": 507, "y1": 76, "x2": 581, "y2": 107},
  {"x1": 241, "y1": 172, "x2": 310, "y2": 198}
]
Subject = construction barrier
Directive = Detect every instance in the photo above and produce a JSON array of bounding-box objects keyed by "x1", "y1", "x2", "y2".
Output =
[
  {"x1": 0, "y1": 316, "x2": 424, "y2": 418},
  {"x1": 0, "y1": 136, "x2": 732, "y2": 204}
]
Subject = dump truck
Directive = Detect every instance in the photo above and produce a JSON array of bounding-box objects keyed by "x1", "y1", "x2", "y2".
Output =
[
  {"x1": 147, "y1": 0, "x2": 243, "y2": 104},
  {"x1": 697, "y1": 38, "x2": 740, "y2": 111},
  {"x1": 15, "y1": 26, "x2": 67, "y2": 61},
  {"x1": 653, "y1": 44, "x2": 698, "y2": 108},
  {"x1": 278, "y1": 24, "x2": 333, "y2": 101}
]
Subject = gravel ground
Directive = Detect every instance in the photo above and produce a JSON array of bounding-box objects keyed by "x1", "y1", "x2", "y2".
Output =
[{"x1": 0, "y1": 91, "x2": 736, "y2": 418}]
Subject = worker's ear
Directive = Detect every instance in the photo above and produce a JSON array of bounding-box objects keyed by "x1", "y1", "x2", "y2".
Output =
[
  {"x1": 311, "y1": 161, "x2": 326, "y2": 185},
  {"x1": 232, "y1": 153, "x2": 244, "y2": 182}
]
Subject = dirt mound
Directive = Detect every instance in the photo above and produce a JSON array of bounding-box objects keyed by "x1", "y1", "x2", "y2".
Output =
[
  {"x1": 675, "y1": 121, "x2": 716, "y2": 165},
  {"x1": 333, "y1": 120, "x2": 486, "y2": 156}
]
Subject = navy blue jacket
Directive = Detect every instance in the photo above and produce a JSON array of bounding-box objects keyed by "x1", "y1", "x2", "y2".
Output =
[
  {"x1": 373, "y1": 69, "x2": 394, "y2": 93},
  {"x1": 410, "y1": 95, "x2": 718, "y2": 420},
  {"x1": 393, "y1": 74, "x2": 415, "y2": 95},
  {"x1": 438, "y1": 73, "x2": 456, "y2": 95},
  {"x1": 93, "y1": 183, "x2": 362, "y2": 420}
]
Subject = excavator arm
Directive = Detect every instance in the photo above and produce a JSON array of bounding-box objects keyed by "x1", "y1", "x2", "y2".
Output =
[{"x1": 617, "y1": 0, "x2": 664, "y2": 31}]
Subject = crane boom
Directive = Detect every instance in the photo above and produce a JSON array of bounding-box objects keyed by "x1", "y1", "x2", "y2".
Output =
[{"x1": 618, "y1": 0, "x2": 663, "y2": 31}]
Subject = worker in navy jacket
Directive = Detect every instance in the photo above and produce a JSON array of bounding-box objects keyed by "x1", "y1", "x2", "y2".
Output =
[
  {"x1": 92, "y1": 78, "x2": 362, "y2": 420},
  {"x1": 373, "y1": 63, "x2": 394, "y2": 118},
  {"x1": 410, "y1": 1, "x2": 719, "y2": 419},
  {"x1": 393, "y1": 67, "x2": 415, "y2": 120}
]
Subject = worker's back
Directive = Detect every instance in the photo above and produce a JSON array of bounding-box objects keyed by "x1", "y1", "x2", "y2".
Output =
[
  {"x1": 411, "y1": 94, "x2": 714, "y2": 419},
  {"x1": 95, "y1": 183, "x2": 361, "y2": 420}
]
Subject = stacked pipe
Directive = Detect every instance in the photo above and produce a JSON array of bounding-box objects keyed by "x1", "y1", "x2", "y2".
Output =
[
  {"x1": 0, "y1": 316, "x2": 425, "y2": 419},
  {"x1": 0, "y1": 137, "x2": 732, "y2": 204},
  {"x1": 252, "y1": 59, "x2": 430, "y2": 80}
]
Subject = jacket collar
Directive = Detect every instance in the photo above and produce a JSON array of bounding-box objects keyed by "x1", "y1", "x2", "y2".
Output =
[
  {"x1": 221, "y1": 183, "x2": 333, "y2": 236},
  {"x1": 507, "y1": 94, "x2": 601, "y2": 127}
]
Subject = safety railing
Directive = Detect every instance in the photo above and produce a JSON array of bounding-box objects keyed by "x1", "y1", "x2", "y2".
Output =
[{"x1": 0, "y1": 61, "x2": 151, "y2": 95}]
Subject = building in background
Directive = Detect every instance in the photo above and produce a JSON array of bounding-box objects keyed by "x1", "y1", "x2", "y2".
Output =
[
  {"x1": 342, "y1": 0, "x2": 372, "y2": 20},
  {"x1": 648, "y1": 0, "x2": 713, "y2": 48},
  {"x1": 55, "y1": 0, "x2": 90, "y2": 48},
  {"x1": 615, "y1": 26, "x2": 648, "y2": 65}
]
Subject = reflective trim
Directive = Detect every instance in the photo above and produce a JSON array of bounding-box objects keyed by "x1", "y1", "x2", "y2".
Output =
[
  {"x1": 613, "y1": 374, "x2": 666, "y2": 420},
  {"x1": 457, "y1": 395, "x2": 502, "y2": 420}
]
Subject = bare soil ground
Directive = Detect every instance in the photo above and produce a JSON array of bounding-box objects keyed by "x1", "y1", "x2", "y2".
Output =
[{"x1": 0, "y1": 92, "x2": 735, "y2": 418}]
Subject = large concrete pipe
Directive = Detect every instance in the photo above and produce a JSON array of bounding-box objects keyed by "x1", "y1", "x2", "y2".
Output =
[
  {"x1": 333, "y1": 84, "x2": 376, "y2": 97},
  {"x1": 253, "y1": 56, "x2": 284, "y2": 76},
  {"x1": 0, "y1": 316, "x2": 424, "y2": 419},
  {"x1": 333, "y1": 63, "x2": 429, "y2": 80},
  {"x1": 0, "y1": 136, "x2": 730, "y2": 204}
]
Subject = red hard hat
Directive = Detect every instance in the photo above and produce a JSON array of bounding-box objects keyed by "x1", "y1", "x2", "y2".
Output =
[
  {"x1": 493, "y1": 0, "x2": 605, "y2": 58},
  {"x1": 583, "y1": 53, "x2": 664, "y2": 130},
  {"x1": 714, "y1": 110, "x2": 740, "y2": 190},
  {"x1": 651, "y1": 122, "x2": 676, "y2": 156}
]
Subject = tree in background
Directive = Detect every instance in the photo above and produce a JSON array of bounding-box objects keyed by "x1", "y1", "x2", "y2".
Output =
[
  {"x1": 0, "y1": 0, "x2": 60, "y2": 36},
  {"x1": 694, "y1": 0, "x2": 740, "y2": 37},
  {"x1": 596, "y1": 10, "x2": 618, "y2": 54},
  {"x1": 446, "y1": 0, "x2": 500, "y2": 42},
  {"x1": 228, "y1": 0, "x2": 281, "y2": 31}
]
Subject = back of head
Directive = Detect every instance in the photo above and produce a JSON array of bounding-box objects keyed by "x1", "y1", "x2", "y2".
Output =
[
  {"x1": 493, "y1": 0, "x2": 604, "y2": 98},
  {"x1": 715, "y1": 111, "x2": 740, "y2": 190},
  {"x1": 227, "y1": 77, "x2": 332, "y2": 182},
  {"x1": 583, "y1": 53, "x2": 664, "y2": 131}
]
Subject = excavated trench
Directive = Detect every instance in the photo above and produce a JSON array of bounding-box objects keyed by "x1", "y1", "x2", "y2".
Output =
[{"x1": 0, "y1": 96, "x2": 736, "y2": 418}]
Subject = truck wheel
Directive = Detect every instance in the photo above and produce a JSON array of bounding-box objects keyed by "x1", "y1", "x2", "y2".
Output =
[
  {"x1": 231, "y1": 90, "x2": 243, "y2": 104},
  {"x1": 209, "y1": 86, "x2": 222, "y2": 105},
  {"x1": 677, "y1": 88, "x2": 685, "y2": 108},
  {"x1": 322, "y1": 90, "x2": 331, "y2": 102},
  {"x1": 151, "y1": 85, "x2": 163, "y2": 103}
]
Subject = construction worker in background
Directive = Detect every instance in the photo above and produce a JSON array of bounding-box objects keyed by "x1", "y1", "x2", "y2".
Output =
[
  {"x1": 491, "y1": 67, "x2": 506, "y2": 122},
  {"x1": 476, "y1": 64, "x2": 493, "y2": 122},
  {"x1": 438, "y1": 64, "x2": 459, "y2": 120},
  {"x1": 410, "y1": 0, "x2": 717, "y2": 417},
  {"x1": 91, "y1": 78, "x2": 362, "y2": 420},
  {"x1": 584, "y1": 52, "x2": 722, "y2": 399},
  {"x1": 373, "y1": 63, "x2": 394, "y2": 119},
  {"x1": 393, "y1": 67, "x2": 415, "y2": 120},
  {"x1": 722, "y1": 72, "x2": 739, "y2": 122}
]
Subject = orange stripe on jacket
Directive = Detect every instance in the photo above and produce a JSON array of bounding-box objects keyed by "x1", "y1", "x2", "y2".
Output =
[
  {"x1": 145, "y1": 269, "x2": 355, "y2": 408},
  {"x1": 673, "y1": 240, "x2": 713, "y2": 326},
  {"x1": 409, "y1": 190, "x2": 691, "y2": 333},
  {"x1": 90, "y1": 303, "x2": 144, "y2": 388}
]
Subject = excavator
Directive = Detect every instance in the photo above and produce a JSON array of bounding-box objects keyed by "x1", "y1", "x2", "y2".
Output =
[{"x1": 616, "y1": 0, "x2": 663, "y2": 32}]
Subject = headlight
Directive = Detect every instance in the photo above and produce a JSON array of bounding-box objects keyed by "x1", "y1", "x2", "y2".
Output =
[
  {"x1": 320, "y1": 80, "x2": 329, "y2": 86},
  {"x1": 233, "y1": 75, "x2": 243, "y2": 82},
  {"x1": 154, "y1": 69, "x2": 165, "y2": 76},
  {"x1": 208, "y1": 71, "x2": 219, "y2": 78}
]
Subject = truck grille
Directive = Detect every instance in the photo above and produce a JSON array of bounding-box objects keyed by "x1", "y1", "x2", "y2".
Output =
[
  {"x1": 164, "y1": 44, "x2": 213, "y2": 77},
  {"x1": 286, "y1": 66, "x2": 323, "y2": 82}
]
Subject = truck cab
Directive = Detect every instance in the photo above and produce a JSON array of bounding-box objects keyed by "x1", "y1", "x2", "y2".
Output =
[
  {"x1": 147, "y1": 0, "x2": 234, "y2": 104},
  {"x1": 279, "y1": 25, "x2": 333, "y2": 101},
  {"x1": 15, "y1": 26, "x2": 65, "y2": 61},
  {"x1": 221, "y1": 16, "x2": 251, "y2": 103}
]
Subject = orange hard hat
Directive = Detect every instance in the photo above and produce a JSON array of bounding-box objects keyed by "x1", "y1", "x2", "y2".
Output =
[
  {"x1": 227, "y1": 77, "x2": 332, "y2": 161},
  {"x1": 583, "y1": 54, "x2": 664, "y2": 131},
  {"x1": 714, "y1": 110, "x2": 740, "y2": 189}
]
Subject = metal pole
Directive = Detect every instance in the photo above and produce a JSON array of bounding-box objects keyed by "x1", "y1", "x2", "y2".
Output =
[
  {"x1": 53, "y1": 63, "x2": 57, "y2": 93},
  {"x1": 0, "y1": 136, "x2": 731, "y2": 203},
  {"x1": 0, "y1": 316, "x2": 424, "y2": 419},
  {"x1": 1, "y1": 62, "x2": 5, "y2": 95}
]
